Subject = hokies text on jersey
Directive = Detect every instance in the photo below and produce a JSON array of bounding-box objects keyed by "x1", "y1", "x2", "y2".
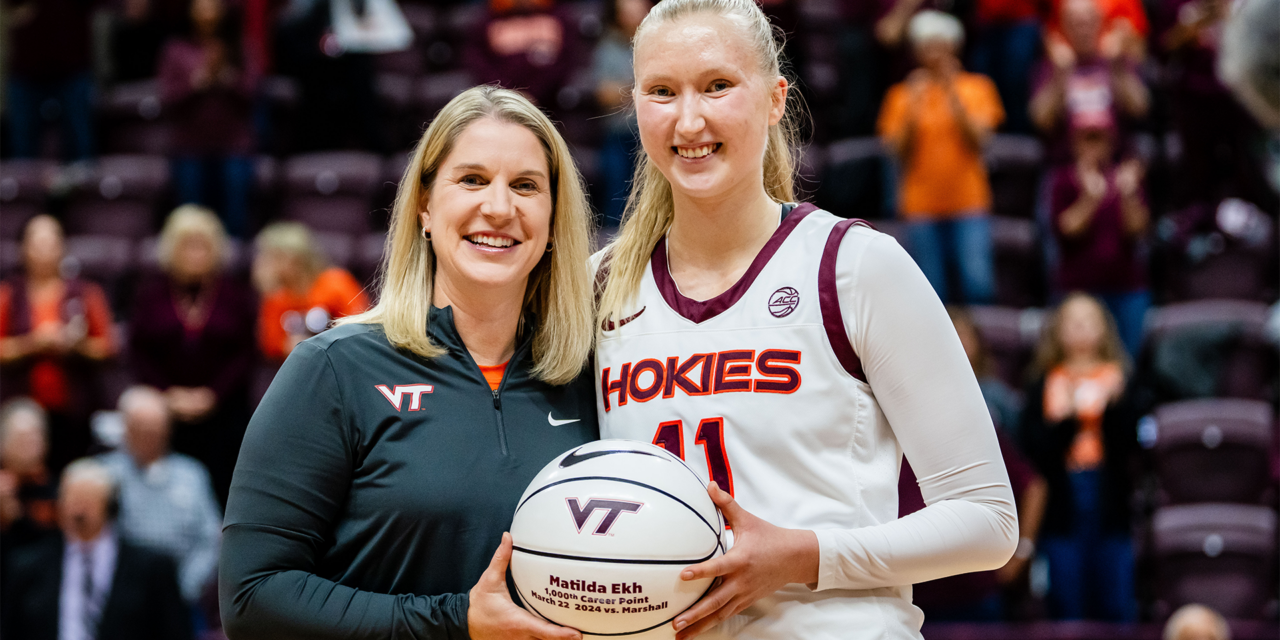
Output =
[{"x1": 600, "y1": 349, "x2": 801, "y2": 411}]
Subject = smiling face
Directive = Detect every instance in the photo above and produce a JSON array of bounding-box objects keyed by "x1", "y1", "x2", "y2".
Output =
[
  {"x1": 633, "y1": 13, "x2": 787, "y2": 204},
  {"x1": 1058, "y1": 296, "x2": 1108, "y2": 360},
  {"x1": 422, "y1": 117, "x2": 554, "y2": 305}
]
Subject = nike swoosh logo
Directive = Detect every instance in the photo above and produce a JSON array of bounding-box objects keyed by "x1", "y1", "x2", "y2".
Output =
[
  {"x1": 601, "y1": 307, "x2": 645, "y2": 331},
  {"x1": 559, "y1": 445, "x2": 663, "y2": 468},
  {"x1": 548, "y1": 412, "x2": 581, "y2": 426}
]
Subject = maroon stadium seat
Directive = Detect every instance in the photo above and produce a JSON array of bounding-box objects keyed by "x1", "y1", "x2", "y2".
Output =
[
  {"x1": 64, "y1": 155, "x2": 171, "y2": 239},
  {"x1": 1145, "y1": 300, "x2": 1277, "y2": 401},
  {"x1": 354, "y1": 232, "x2": 388, "y2": 285},
  {"x1": 0, "y1": 240, "x2": 21, "y2": 279},
  {"x1": 984, "y1": 134, "x2": 1044, "y2": 219},
  {"x1": 816, "y1": 137, "x2": 889, "y2": 219},
  {"x1": 416, "y1": 71, "x2": 474, "y2": 122},
  {"x1": 281, "y1": 152, "x2": 383, "y2": 236},
  {"x1": 1154, "y1": 398, "x2": 1275, "y2": 504},
  {"x1": 312, "y1": 231, "x2": 354, "y2": 270},
  {"x1": 99, "y1": 79, "x2": 171, "y2": 156},
  {"x1": 1151, "y1": 503, "x2": 1277, "y2": 619},
  {"x1": 968, "y1": 305, "x2": 1044, "y2": 387},
  {"x1": 991, "y1": 216, "x2": 1044, "y2": 307},
  {"x1": 63, "y1": 235, "x2": 135, "y2": 307},
  {"x1": 0, "y1": 159, "x2": 56, "y2": 240}
]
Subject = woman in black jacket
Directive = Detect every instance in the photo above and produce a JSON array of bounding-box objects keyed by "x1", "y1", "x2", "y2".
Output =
[
  {"x1": 219, "y1": 86, "x2": 596, "y2": 640},
  {"x1": 1021, "y1": 292, "x2": 1139, "y2": 623}
]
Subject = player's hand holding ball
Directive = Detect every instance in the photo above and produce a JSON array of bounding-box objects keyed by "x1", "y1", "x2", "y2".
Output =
[
  {"x1": 671, "y1": 483, "x2": 819, "y2": 640},
  {"x1": 470, "y1": 532, "x2": 583, "y2": 640}
]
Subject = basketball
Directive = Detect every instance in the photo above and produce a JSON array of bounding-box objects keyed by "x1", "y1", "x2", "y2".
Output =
[{"x1": 509, "y1": 440, "x2": 726, "y2": 638}]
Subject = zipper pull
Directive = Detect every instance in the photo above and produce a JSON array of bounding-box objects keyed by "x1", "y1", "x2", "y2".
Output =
[{"x1": 492, "y1": 389, "x2": 501, "y2": 410}]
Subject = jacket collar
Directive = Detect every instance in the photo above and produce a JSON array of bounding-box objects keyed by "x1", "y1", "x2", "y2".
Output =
[{"x1": 427, "y1": 305, "x2": 536, "y2": 363}]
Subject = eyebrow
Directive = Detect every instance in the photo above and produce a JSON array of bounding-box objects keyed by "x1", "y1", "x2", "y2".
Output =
[
  {"x1": 638, "y1": 68, "x2": 740, "y2": 85},
  {"x1": 452, "y1": 163, "x2": 548, "y2": 179}
]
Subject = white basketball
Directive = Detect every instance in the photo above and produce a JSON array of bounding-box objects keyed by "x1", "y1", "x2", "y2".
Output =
[{"x1": 510, "y1": 440, "x2": 725, "y2": 639}]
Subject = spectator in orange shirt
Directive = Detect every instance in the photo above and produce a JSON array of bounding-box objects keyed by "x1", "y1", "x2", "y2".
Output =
[
  {"x1": 252, "y1": 222, "x2": 370, "y2": 361},
  {"x1": 0, "y1": 216, "x2": 116, "y2": 474},
  {"x1": 878, "y1": 10, "x2": 1004, "y2": 304},
  {"x1": 1021, "y1": 292, "x2": 1138, "y2": 621}
]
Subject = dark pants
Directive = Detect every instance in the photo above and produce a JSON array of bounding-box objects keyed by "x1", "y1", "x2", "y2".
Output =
[
  {"x1": 170, "y1": 399, "x2": 249, "y2": 510},
  {"x1": 968, "y1": 20, "x2": 1041, "y2": 134},
  {"x1": 1041, "y1": 470, "x2": 1137, "y2": 621},
  {"x1": 5, "y1": 73, "x2": 95, "y2": 161},
  {"x1": 1096, "y1": 289, "x2": 1150, "y2": 360},
  {"x1": 173, "y1": 155, "x2": 255, "y2": 238},
  {"x1": 906, "y1": 215, "x2": 996, "y2": 304}
]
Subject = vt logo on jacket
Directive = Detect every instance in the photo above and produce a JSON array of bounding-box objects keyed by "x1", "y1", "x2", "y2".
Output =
[{"x1": 375, "y1": 384, "x2": 435, "y2": 411}]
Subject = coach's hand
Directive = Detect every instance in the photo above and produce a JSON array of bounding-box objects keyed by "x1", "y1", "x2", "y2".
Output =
[
  {"x1": 469, "y1": 532, "x2": 583, "y2": 640},
  {"x1": 672, "y1": 483, "x2": 819, "y2": 640}
]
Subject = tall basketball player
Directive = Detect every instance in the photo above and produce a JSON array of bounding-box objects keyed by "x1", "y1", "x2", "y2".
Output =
[{"x1": 592, "y1": 0, "x2": 1019, "y2": 637}]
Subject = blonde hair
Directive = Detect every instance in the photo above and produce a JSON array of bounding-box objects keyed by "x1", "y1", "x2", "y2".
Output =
[
  {"x1": 337, "y1": 86, "x2": 594, "y2": 385},
  {"x1": 596, "y1": 0, "x2": 799, "y2": 327},
  {"x1": 157, "y1": 204, "x2": 228, "y2": 272},
  {"x1": 255, "y1": 221, "x2": 328, "y2": 279},
  {"x1": 1032, "y1": 292, "x2": 1129, "y2": 377}
]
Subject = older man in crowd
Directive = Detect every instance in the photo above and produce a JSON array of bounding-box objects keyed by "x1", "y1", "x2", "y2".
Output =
[
  {"x1": 1, "y1": 457, "x2": 190, "y2": 640},
  {"x1": 99, "y1": 386, "x2": 222, "y2": 605}
]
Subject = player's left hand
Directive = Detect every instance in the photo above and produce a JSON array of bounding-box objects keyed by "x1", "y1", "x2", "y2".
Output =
[{"x1": 671, "y1": 482, "x2": 819, "y2": 639}]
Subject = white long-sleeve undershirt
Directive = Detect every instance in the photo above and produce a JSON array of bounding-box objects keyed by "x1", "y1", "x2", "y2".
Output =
[{"x1": 812, "y1": 230, "x2": 1018, "y2": 591}]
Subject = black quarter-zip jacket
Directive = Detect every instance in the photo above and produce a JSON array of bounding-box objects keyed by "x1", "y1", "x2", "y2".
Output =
[{"x1": 219, "y1": 307, "x2": 598, "y2": 639}]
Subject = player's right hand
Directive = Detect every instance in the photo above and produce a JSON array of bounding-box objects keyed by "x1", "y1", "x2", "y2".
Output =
[{"x1": 468, "y1": 532, "x2": 584, "y2": 640}]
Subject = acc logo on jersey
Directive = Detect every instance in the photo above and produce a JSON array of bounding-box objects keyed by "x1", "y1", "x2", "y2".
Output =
[
  {"x1": 566, "y1": 497, "x2": 643, "y2": 535},
  {"x1": 375, "y1": 384, "x2": 434, "y2": 411},
  {"x1": 768, "y1": 287, "x2": 800, "y2": 317}
]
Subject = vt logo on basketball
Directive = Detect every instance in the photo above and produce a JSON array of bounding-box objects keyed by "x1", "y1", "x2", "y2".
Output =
[{"x1": 566, "y1": 498, "x2": 643, "y2": 535}]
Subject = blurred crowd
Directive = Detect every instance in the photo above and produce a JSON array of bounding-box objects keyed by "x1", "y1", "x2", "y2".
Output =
[{"x1": 0, "y1": 0, "x2": 1277, "y2": 635}]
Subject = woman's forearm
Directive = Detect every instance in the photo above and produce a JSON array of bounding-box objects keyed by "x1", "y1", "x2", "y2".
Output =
[
  {"x1": 1120, "y1": 194, "x2": 1149, "y2": 236},
  {"x1": 1111, "y1": 68, "x2": 1150, "y2": 119},
  {"x1": 1029, "y1": 75, "x2": 1067, "y2": 133},
  {"x1": 219, "y1": 524, "x2": 470, "y2": 640},
  {"x1": 1057, "y1": 196, "x2": 1101, "y2": 237}
]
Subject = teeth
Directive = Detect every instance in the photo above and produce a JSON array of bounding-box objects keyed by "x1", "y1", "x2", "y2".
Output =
[
  {"x1": 467, "y1": 234, "x2": 515, "y2": 248},
  {"x1": 677, "y1": 144, "x2": 716, "y2": 159}
]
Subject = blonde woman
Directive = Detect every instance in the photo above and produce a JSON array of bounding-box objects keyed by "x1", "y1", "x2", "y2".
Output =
[
  {"x1": 593, "y1": 0, "x2": 1017, "y2": 636},
  {"x1": 1021, "y1": 292, "x2": 1137, "y2": 621},
  {"x1": 130, "y1": 205, "x2": 256, "y2": 507},
  {"x1": 219, "y1": 86, "x2": 596, "y2": 640},
  {"x1": 252, "y1": 222, "x2": 370, "y2": 361}
]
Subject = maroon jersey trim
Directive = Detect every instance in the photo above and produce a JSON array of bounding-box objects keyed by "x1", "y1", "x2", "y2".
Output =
[
  {"x1": 651, "y1": 203, "x2": 818, "y2": 324},
  {"x1": 819, "y1": 218, "x2": 873, "y2": 383}
]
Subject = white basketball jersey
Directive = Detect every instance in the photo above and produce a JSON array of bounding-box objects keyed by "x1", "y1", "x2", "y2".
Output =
[{"x1": 594, "y1": 205, "x2": 925, "y2": 639}]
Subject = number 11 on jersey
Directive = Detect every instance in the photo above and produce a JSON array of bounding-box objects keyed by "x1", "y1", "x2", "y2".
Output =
[{"x1": 652, "y1": 417, "x2": 735, "y2": 496}]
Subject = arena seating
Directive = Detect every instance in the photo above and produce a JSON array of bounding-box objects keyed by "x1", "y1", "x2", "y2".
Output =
[
  {"x1": 1153, "y1": 399, "x2": 1275, "y2": 504},
  {"x1": 63, "y1": 155, "x2": 170, "y2": 239},
  {"x1": 281, "y1": 151, "x2": 384, "y2": 236},
  {"x1": 1151, "y1": 503, "x2": 1277, "y2": 619},
  {"x1": 0, "y1": 159, "x2": 54, "y2": 240}
]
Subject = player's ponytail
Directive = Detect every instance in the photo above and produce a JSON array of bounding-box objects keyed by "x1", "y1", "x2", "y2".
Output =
[{"x1": 597, "y1": 0, "x2": 799, "y2": 328}]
